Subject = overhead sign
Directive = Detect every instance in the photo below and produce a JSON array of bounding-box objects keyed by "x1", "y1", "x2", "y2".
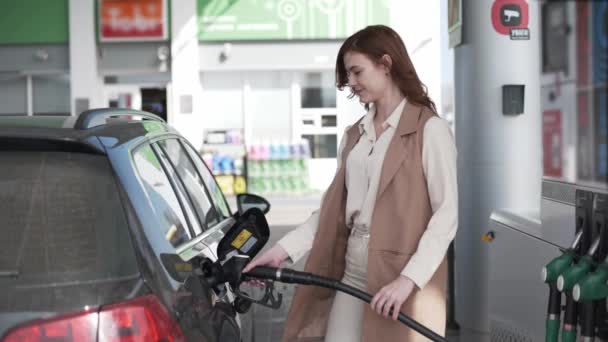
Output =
[
  {"x1": 0, "y1": 1, "x2": 68, "y2": 44},
  {"x1": 99, "y1": 0, "x2": 168, "y2": 42},
  {"x1": 491, "y1": 0, "x2": 529, "y2": 40},
  {"x1": 197, "y1": 0, "x2": 389, "y2": 41}
]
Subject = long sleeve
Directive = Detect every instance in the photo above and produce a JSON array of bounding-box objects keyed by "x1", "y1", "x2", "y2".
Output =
[
  {"x1": 400, "y1": 117, "x2": 458, "y2": 289},
  {"x1": 276, "y1": 129, "x2": 351, "y2": 263}
]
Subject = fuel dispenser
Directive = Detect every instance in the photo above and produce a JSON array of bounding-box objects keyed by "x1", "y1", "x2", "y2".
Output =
[
  {"x1": 557, "y1": 236, "x2": 600, "y2": 341},
  {"x1": 559, "y1": 190, "x2": 594, "y2": 342},
  {"x1": 543, "y1": 191, "x2": 608, "y2": 342},
  {"x1": 542, "y1": 190, "x2": 593, "y2": 341},
  {"x1": 542, "y1": 229, "x2": 582, "y2": 342},
  {"x1": 572, "y1": 194, "x2": 608, "y2": 340}
]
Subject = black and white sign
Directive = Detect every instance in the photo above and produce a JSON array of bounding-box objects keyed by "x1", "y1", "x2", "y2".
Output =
[{"x1": 510, "y1": 28, "x2": 530, "y2": 40}]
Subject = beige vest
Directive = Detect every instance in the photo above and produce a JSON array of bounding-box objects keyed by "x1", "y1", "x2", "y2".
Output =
[{"x1": 282, "y1": 102, "x2": 447, "y2": 342}]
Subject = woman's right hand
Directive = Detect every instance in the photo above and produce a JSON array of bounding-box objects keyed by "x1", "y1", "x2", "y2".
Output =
[{"x1": 242, "y1": 243, "x2": 290, "y2": 273}]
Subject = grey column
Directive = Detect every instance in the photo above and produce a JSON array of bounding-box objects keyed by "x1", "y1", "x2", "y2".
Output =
[{"x1": 453, "y1": 0, "x2": 541, "y2": 333}]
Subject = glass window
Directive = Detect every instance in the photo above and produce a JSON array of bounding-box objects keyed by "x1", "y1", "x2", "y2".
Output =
[
  {"x1": 133, "y1": 145, "x2": 192, "y2": 247},
  {"x1": 33, "y1": 74, "x2": 70, "y2": 116},
  {"x1": 302, "y1": 134, "x2": 337, "y2": 158},
  {"x1": 301, "y1": 72, "x2": 337, "y2": 108},
  {"x1": 182, "y1": 142, "x2": 232, "y2": 218},
  {"x1": 541, "y1": 2, "x2": 569, "y2": 74},
  {"x1": 157, "y1": 139, "x2": 221, "y2": 232},
  {"x1": 0, "y1": 151, "x2": 139, "y2": 312},
  {"x1": 321, "y1": 115, "x2": 337, "y2": 127},
  {"x1": 0, "y1": 76, "x2": 26, "y2": 116}
]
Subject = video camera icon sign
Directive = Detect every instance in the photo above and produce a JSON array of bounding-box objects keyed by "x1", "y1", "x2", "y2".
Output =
[
  {"x1": 501, "y1": 5, "x2": 522, "y2": 27},
  {"x1": 492, "y1": 0, "x2": 529, "y2": 35}
]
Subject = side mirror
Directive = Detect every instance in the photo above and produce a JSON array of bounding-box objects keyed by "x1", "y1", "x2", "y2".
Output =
[{"x1": 236, "y1": 193, "x2": 270, "y2": 215}]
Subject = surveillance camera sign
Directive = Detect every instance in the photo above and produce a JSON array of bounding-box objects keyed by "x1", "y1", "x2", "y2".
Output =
[{"x1": 492, "y1": 0, "x2": 530, "y2": 40}]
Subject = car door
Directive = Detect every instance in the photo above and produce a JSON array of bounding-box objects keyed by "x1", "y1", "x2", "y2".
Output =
[
  {"x1": 131, "y1": 140, "x2": 241, "y2": 342},
  {"x1": 178, "y1": 140, "x2": 256, "y2": 342},
  {"x1": 153, "y1": 138, "x2": 246, "y2": 341}
]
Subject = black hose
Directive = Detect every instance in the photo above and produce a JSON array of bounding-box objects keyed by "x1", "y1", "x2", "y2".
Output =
[
  {"x1": 581, "y1": 301, "x2": 595, "y2": 338},
  {"x1": 243, "y1": 266, "x2": 447, "y2": 342},
  {"x1": 547, "y1": 283, "x2": 561, "y2": 317},
  {"x1": 563, "y1": 294, "x2": 578, "y2": 330}
]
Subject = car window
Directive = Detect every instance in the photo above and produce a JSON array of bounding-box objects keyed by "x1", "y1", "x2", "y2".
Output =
[
  {"x1": 133, "y1": 144, "x2": 193, "y2": 247},
  {"x1": 0, "y1": 151, "x2": 139, "y2": 312},
  {"x1": 156, "y1": 139, "x2": 221, "y2": 232},
  {"x1": 152, "y1": 143, "x2": 205, "y2": 237},
  {"x1": 182, "y1": 142, "x2": 232, "y2": 218}
]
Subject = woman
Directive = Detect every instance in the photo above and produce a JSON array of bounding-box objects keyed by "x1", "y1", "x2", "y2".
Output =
[{"x1": 244, "y1": 25, "x2": 458, "y2": 342}]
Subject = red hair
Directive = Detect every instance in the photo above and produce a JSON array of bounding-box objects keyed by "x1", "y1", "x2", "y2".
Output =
[{"x1": 336, "y1": 25, "x2": 437, "y2": 113}]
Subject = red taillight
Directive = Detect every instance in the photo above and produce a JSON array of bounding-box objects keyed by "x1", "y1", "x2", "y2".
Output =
[
  {"x1": 3, "y1": 295, "x2": 184, "y2": 342},
  {"x1": 2, "y1": 309, "x2": 98, "y2": 342},
  {"x1": 98, "y1": 295, "x2": 184, "y2": 342}
]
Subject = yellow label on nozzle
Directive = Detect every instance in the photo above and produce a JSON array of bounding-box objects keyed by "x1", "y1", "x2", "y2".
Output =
[{"x1": 231, "y1": 229, "x2": 252, "y2": 249}]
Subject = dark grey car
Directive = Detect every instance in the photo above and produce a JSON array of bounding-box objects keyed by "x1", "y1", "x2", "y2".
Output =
[{"x1": 0, "y1": 109, "x2": 255, "y2": 342}]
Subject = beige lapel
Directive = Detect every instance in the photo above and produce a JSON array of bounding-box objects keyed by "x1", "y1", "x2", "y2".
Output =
[{"x1": 376, "y1": 101, "x2": 423, "y2": 199}]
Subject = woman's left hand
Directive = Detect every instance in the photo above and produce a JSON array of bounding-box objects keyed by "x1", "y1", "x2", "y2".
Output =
[{"x1": 370, "y1": 275, "x2": 416, "y2": 320}]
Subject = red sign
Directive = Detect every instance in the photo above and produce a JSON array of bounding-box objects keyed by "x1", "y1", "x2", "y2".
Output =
[
  {"x1": 491, "y1": 0, "x2": 529, "y2": 35},
  {"x1": 99, "y1": 0, "x2": 167, "y2": 41},
  {"x1": 543, "y1": 110, "x2": 563, "y2": 178}
]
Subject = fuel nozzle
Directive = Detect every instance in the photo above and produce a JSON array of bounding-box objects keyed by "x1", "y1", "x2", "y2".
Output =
[
  {"x1": 574, "y1": 194, "x2": 608, "y2": 304},
  {"x1": 199, "y1": 254, "x2": 250, "y2": 289},
  {"x1": 199, "y1": 253, "x2": 283, "y2": 310},
  {"x1": 574, "y1": 254, "x2": 608, "y2": 302},
  {"x1": 543, "y1": 231, "x2": 583, "y2": 342},
  {"x1": 543, "y1": 231, "x2": 582, "y2": 284},
  {"x1": 557, "y1": 236, "x2": 601, "y2": 292}
]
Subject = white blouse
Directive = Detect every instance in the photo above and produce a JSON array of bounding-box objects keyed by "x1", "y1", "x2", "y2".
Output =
[{"x1": 278, "y1": 99, "x2": 458, "y2": 289}]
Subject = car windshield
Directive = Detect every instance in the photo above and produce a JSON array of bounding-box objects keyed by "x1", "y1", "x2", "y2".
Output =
[{"x1": 0, "y1": 151, "x2": 139, "y2": 314}]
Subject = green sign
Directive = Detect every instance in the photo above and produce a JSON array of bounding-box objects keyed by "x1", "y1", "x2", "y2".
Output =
[
  {"x1": 197, "y1": 0, "x2": 389, "y2": 41},
  {"x1": 0, "y1": 0, "x2": 68, "y2": 44}
]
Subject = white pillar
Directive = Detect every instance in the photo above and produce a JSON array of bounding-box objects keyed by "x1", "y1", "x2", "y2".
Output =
[
  {"x1": 69, "y1": 0, "x2": 104, "y2": 115},
  {"x1": 454, "y1": 0, "x2": 542, "y2": 333},
  {"x1": 170, "y1": 0, "x2": 204, "y2": 149}
]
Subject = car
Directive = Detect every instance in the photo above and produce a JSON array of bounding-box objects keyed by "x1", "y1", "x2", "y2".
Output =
[{"x1": 0, "y1": 108, "x2": 268, "y2": 342}]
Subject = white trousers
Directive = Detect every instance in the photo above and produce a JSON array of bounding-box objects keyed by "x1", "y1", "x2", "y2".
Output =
[{"x1": 325, "y1": 230, "x2": 369, "y2": 342}]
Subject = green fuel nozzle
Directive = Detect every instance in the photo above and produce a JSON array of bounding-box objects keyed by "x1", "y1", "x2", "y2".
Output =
[
  {"x1": 542, "y1": 231, "x2": 583, "y2": 284},
  {"x1": 542, "y1": 251, "x2": 576, "y2": 283},
  {"x1": 573, "y1": 261, "x2": 608, "y2": 302},
  {"x1": 543, "y1": 231, "x2": 583, "y2": 342},
  {"x1": 557, "y1": 235, "x2": 601, "y2": 292}
]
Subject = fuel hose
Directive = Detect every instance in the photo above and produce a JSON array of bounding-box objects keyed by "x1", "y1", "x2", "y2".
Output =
[{"x1": 243, "y1": 266, "x2": 447, "y2": 342}]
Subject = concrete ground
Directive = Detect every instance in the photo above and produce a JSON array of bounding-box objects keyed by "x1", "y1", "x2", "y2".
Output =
[{"x1": 229, "y1": 194, "x2": 488, "y2": 341}]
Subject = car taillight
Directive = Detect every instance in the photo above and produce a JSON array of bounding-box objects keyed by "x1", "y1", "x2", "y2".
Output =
[
  {"x1": 3, "y1": 295, "x2": 185, "y2": 342},
  {"x1": 98, "y1": 295, "x2": 184, "y2": 342},
  {"x1": 2, "y1": 309, "x2": 98, "y2": 341}
]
